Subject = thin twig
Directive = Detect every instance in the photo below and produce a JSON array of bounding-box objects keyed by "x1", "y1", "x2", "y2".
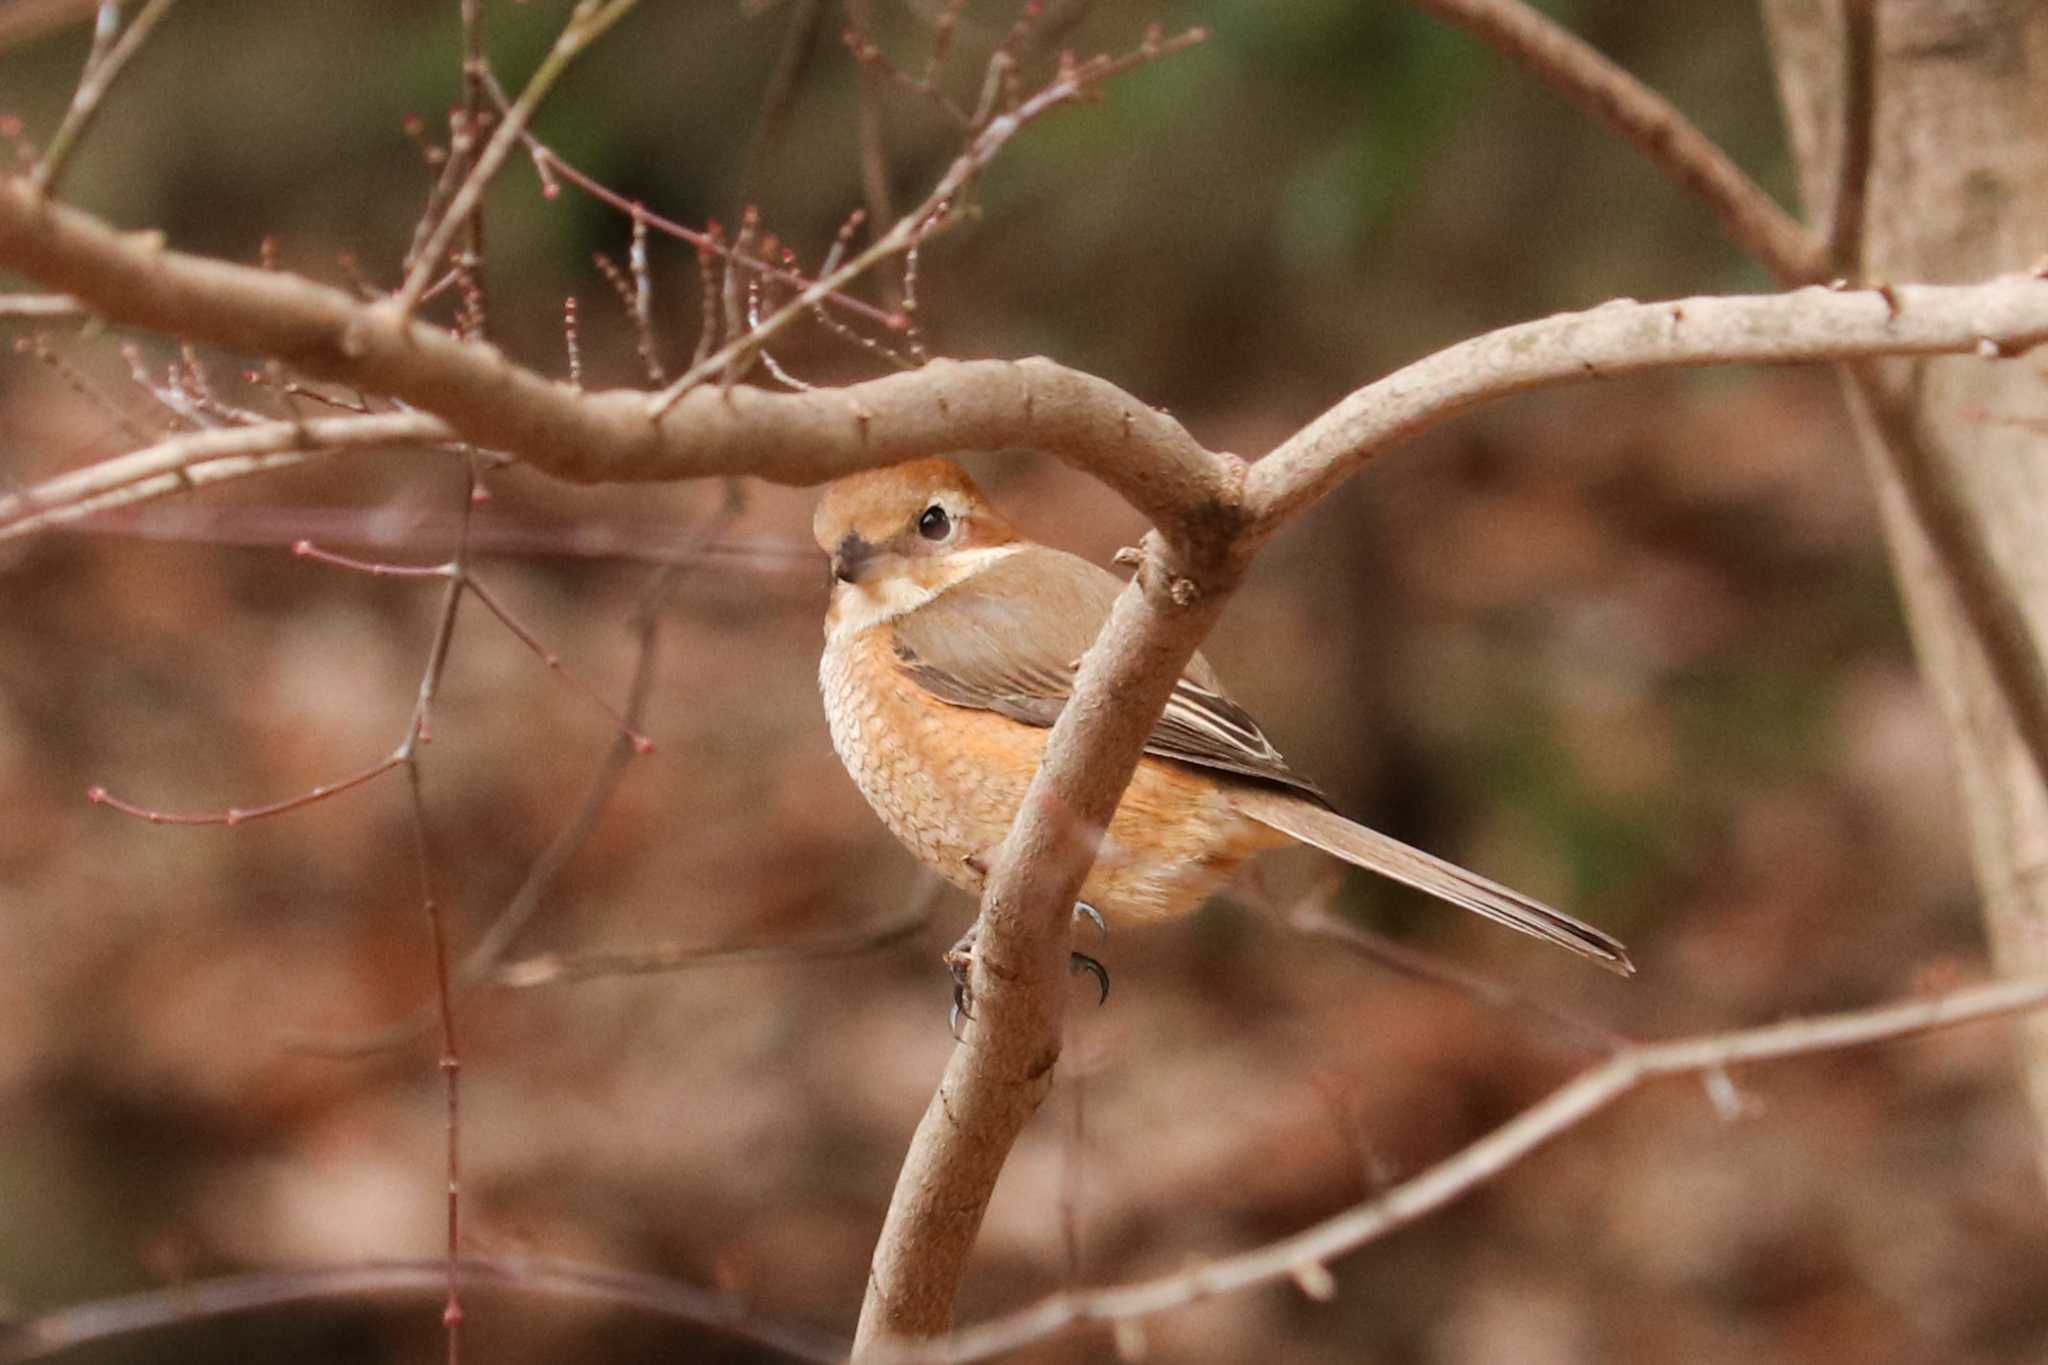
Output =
[
  {"x1": 1407, "y1": 0, "x2": 1827, "y2": 285},
  {"x1": 396, "y1": 0, "x2": 641, "y2": 317},
  {"x1": 482, "y1": 70, "x2": 902, "y2": 331},
  {"x1": 1290, "y1": 902, "x2": 1631, "y2": 1055},
  {"x1": 399, "y1": 457, "x2": 484, "y2": 1365},
  {"x1": 32, "y1": 0, "x2": 180, "y2": 196},
  {"x1": 455, "y1": 0, "x2": 490, "y2": 330},
  {"x1": 1828, "y1": 0, "x2": 1877, "y2": 279},
  {"x1": 493, "y1": 889, "x2": 942, "y2": 988},
  {"x1": 286, "y1": 502, "x2": 734, "y2": 1059},
  {"x1": 844, "y1": 0, "x2": 900, "y2": 257}
]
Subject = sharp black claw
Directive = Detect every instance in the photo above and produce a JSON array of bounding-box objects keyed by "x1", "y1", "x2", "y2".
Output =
[
  {"x1": 944, "y1": 926, "x2": 977, "y2": 1037},
  {"x1": 1070, "y1": 951, "x2": 1110, "y2": 1005},
  {"x1": 1074, "y1": 901, "x2": 1107, "y2": 939}
]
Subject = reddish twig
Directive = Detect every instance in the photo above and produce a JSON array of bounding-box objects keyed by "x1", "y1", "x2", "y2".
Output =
[{"x1": 87, "y1": 754, "x2": 405, "y2": 826}]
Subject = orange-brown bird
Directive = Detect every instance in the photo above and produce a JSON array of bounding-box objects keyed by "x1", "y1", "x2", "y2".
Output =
[{"x1": 815, "y1": 459, "x2": 1632, "y2": 999}]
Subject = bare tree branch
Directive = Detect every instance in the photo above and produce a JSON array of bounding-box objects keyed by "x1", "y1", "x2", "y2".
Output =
[
  {"x1": 864, "y1": 969, "x2": 2048, "y2": 1364},
  {"x1": 1409, "y1": 0, "x2": 1827, "y2": 285}
]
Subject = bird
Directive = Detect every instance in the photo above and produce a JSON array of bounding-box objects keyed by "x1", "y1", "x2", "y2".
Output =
[{"x1": 814, "y1": 458, "x2": 1632, "y2": 1007}]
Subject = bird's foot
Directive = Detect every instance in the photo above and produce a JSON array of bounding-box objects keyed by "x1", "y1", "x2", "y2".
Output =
[
  {"x1": 942, "y1": 905, "x2": 1112, "y2": 1036},
  {"x1": 944, "y1": 927, "x2": 977, "y2": 1041},
  {"x1": 1069, "y1": 949, "x2": 1110, "y2": 1005}
]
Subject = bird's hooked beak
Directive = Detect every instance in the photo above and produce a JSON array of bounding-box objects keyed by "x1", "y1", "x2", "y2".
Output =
[{"x1": 830, "y1": 534, "x2": 879, "y2": 585}]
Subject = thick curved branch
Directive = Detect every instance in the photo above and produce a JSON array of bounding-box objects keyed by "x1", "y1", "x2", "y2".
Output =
[
  {"x1": 861, "y1": 269, "x2": 2048, "y2": 1347},
  {"x1": 855, "y1": 537, "x2": 1244, "y2": 1350}
]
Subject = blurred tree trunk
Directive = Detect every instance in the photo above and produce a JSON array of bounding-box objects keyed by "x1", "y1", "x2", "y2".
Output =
[{"x1": 1764, "y1": 0, "x2": 2048, "y2": 1179}]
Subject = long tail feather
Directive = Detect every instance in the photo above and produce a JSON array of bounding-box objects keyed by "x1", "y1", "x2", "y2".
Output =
[{"x1": 1234, "y1": 790, "x2": 1634, "y2": 976}]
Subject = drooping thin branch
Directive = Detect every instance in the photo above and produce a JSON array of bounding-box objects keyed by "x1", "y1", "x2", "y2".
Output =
[
  {"x1": 493, "y1": 882, "x2": 943, "y2": 988},
  {"x1": 0, "y1": 1255, "x2": 846, "y2": 1365},
  {"x1": 868, "y1": 969, "x2": 2048, "y2": 1364},
  {"x1": 86, "y1": 753, "x2": 405, "y2": 826},
  {"x1": 0, "y1": 411, "x2": 454, "y2": 541},
  {"x1": 1289, "y1": 901, "x2": 1630, "y2": 1055},
  {"x1": 1407, "y1": 0, "x2": 1827, "y2": 285},
  {"x1": 454, "y1": 0, "x2": 490, "y2": 329}
]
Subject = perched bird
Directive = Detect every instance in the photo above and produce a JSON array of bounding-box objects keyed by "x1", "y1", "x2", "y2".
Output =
[{"x1": 815, "y1": 458, "x2": 1632, "y2": 999}]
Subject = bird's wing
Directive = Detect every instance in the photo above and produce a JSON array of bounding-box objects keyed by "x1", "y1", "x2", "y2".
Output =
[{"x1": 890, "y1": 545, "x2": 1326, "y2": 801}]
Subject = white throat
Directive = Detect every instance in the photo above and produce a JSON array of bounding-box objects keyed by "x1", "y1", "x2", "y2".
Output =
[{"x1": 824, "y1": 543, "x2": 1023, "y2": 644}]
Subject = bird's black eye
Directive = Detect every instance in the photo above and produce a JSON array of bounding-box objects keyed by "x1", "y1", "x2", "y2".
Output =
[{"x1": 917, "y1": 504, "x2": 951, "y2": 540}]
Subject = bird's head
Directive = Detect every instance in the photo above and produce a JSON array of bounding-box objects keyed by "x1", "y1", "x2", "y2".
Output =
[{"x1": 813, "y1": 458, "x2": 1022, "y2": 638}]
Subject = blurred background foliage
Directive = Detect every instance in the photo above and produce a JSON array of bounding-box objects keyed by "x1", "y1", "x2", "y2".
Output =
[{"x1": 1, "y1": 2, "x2": 2041, "y2": 1362}]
